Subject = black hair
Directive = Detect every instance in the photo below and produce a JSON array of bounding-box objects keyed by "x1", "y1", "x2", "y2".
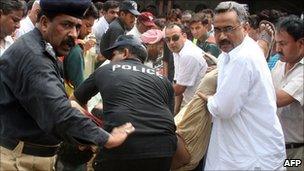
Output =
[
  {"x1": 94, "y1": 2, "x2": 103, "y2": 11},
  {"x1": 248, "y1": 14, "x2": 261, "y2": 29},
  {"x1": 102, "y1": 0, "x2": 119, "y2": 12},
  {"x1": 166, "y1": 8, "x2": 182, "y2": 21},
  {"x1": 154, "y1": 18, "x2": 166, "y2": 29},
  {"x1": 165, "y1": 23, "x2": 187, "y2": 33},
  {"x1": 27, "y1": 0, "x2": 35, "y2": 12},
  {"x1": 115, "y1": 44, "x2": 148, "y2": 63},
  {"x1": 276, "y1": 15, "x2": 304, "y2": 41},
  {"x1": 258, "y1": 9, "x2": 287, "y2": 25},
  {"x1": 194, "y1": 3, "x2": 208, "y2": 13},
  {"x1": 83, "y1": 3, "x2": 99, "y2": 19},
  {"x1": 144, "y1": 5, "x2": 157, "y2": 17},
  {"x1": 0, "y1": 0, "x2": 27, "y2": 16},
  {"x1": 189, "y1": 12, "x2": 209, "y2": 26},
  {"x1": 201, "y1": 9, "x2": 215, "y2": 18}
]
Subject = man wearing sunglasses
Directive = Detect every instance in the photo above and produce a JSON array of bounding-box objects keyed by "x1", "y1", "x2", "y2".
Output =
[
  {"x1": 164, "y1": 23, "x2": 208, "y2": 114},
  {"x1": 198, "y1": 1, "x2": 285, "y2": 170}
]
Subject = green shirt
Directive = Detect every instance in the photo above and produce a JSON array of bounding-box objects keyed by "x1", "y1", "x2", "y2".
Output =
[
  {"x1": 64, "y1": 45, "x2": 84, "y2": 88},
  {"x1": 196, "y1": 40, "x2": 221, "y2": 58}
]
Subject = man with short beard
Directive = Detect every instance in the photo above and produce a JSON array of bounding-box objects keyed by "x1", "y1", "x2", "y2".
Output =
[
  {"x1": 99, "y1": 0, "x2": 140, "y2": 65},
  {"x1": 56, "y1": 4, "x2": 99, "y2": 171}
]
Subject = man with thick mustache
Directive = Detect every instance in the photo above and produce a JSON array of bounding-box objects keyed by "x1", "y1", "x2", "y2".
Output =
[
  {"x1": 271, "y1": 16, "x2": 303, "y2": 171},
  {"x1": 198, "y1": 1, "x2": 286, "y2": 170},
  {"x1": 0, "y1": 0, "x2": 134, "y2": 170}
]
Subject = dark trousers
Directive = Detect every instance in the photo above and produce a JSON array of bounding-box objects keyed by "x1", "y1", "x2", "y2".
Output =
[{"x1": 93, "y1": 157, "x2": 172, "y2": 171}]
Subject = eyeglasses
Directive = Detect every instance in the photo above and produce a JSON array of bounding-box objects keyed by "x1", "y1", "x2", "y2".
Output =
[
  {"x1": 214, "y1": 25, "x2": 241, "y2": 34},
  {"x1": 164, "y1": 34, "x2": 180, "y2": 43}
]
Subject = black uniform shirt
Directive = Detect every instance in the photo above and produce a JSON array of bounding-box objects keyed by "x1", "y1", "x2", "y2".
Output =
[
  {"x1": 100, "y1": 18, "x2": 127, "y2": 52},
  {"x1": 74, "y1": 58, "x2": 177, "y2": 159},
  {"x1": 0, "y1": 29, "x2": 109, "y2": 146}
]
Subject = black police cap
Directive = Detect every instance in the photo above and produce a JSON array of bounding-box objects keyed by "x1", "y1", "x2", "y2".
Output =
[
  {"x1": 102, "y1": 35, "x2": 148, "y2": 62},
  {"x1": 40, "y1": 0, "x2": 91, "y2": 18}
]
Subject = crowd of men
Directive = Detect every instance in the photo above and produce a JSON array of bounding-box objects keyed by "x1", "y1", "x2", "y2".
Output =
[{"x1": 0, "y1": 0, "x2": 303, "y2": 171}]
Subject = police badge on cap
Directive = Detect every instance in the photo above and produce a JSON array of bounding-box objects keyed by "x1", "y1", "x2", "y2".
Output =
[{"x1": 40, "y1": 0, "x2": 91, "y2": 18}]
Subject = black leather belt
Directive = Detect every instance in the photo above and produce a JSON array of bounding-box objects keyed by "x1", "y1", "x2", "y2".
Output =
[
  {"x1": 285, "y1": 143, "x2": 304, "y2": 149},
  {"x1": 0, "y1": 138, "x2": 59, "y2": 157}
]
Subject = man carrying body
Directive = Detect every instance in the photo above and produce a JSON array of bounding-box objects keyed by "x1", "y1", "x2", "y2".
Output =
[
  {"x1": 73, "y1": 35, "x2": 177, "y2": 171},
  {"x1": 198, "y1": 1, "x2": 286, "y2": 170},
  {"x1": 272, "y1": 15, "x2": 303, "y2": 171},
  {"x1": 165, "y1": 23, "x2": 208, "y2": 114},
  {"x1": 0, "y1": 1, "x2": 134, "y2": 170}
]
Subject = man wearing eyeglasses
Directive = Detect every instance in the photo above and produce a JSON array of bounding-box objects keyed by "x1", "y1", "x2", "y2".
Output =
[
  {"x1": 200, "y1": 1, "x2": 286, "y2": 170},
  {"x1": 198, "y1": 1, "x2": 286, "y2": 170},
  {"x1": 164, "y1": 23, "x2": 208, "y2": 114}
]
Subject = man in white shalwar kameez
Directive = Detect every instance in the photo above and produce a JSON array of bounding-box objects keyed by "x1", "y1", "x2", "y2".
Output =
[{"x1": 198, "y1": 1, "x2": 286, "y2": 170}]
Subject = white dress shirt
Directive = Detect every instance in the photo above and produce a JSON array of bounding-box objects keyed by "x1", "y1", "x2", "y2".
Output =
[
  {"x1": 127, "y1": 26, "x2": 141, "y2": 40},
  {"x1": 205, "y1": 36, "x2": 286, "y2": 170},
  {"x1": 0, "y1": 36, "x2": 14, "y2": 57},
  {"x1": 272, "y1": 58, "x2": 304, "y2": 143},
  {"x1": 92, "y1": 16, "x2": 109, "y2": 54},
  {"x1": 173, "y1": 40, "x2": 207, "y2": 103},
  {"x1": 15, "y1": 16, "x2": 35, "y2": 39}
]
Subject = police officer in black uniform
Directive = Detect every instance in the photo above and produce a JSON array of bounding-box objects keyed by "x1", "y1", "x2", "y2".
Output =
[
  {"x1": 0, "y1": 1, "x2": 134, "y2": 170},
  {"x1": 72, "y1": 35, "x2": 177, "y2": 171}
]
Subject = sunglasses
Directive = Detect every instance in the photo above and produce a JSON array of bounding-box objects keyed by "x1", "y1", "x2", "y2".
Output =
[{"x1": 165, "y1": 34, "x2": 180, "y2": 43}]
